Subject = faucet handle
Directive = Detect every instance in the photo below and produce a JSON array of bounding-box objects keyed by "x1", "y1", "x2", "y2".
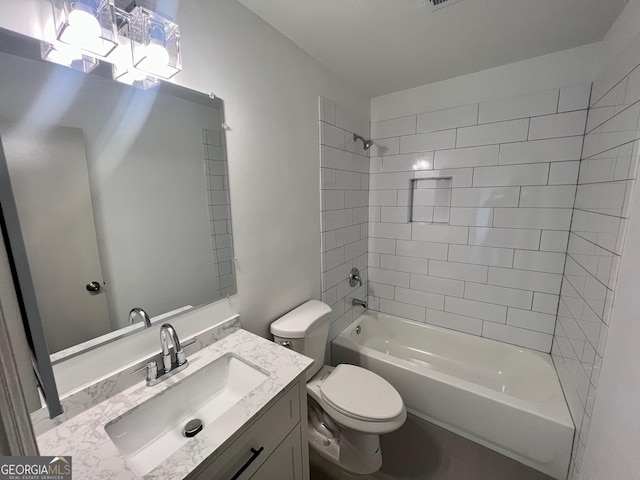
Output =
[
  {"x1": 175, "y1": 340, "x2": 196, "y2": 366},
  {"x1": 176, "y1": 351, "x2": 186, "y2": 366},
  {"x1": 349, "y1": 267, "x2": 363, "y2": 287},
  {"x1": 130, "y1": 361, "x2": 158, "y2": 382}
]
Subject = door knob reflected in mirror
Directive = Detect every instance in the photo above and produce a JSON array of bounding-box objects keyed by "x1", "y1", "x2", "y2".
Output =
[{"x1": 86, "y1": 281, "x2": 101, "y2": 293}]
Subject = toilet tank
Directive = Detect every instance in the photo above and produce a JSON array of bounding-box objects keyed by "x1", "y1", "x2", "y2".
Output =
[{"x1": 270, "y1": 300, "x2": 332, "y2": 379}]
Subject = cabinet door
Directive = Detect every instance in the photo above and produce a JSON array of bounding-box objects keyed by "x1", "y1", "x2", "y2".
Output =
[
  {"x1": 250, "y1": 426, "x2": 303, "y2": 480},
  {"x1": 185, "y1": 383, "x2": 302, "y2": 480}
]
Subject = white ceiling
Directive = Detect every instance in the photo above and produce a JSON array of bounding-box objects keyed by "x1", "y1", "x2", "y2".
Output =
[{"x1": 236, "y1": 0, "x2": 627, "y2": 97}]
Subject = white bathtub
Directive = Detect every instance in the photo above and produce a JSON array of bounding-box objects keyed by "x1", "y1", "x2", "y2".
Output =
[{"x1": 331, "y1": 311, "x2": 574, "y2": 479}]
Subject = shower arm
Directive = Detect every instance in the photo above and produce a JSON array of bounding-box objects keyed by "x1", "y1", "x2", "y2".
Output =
[{"x1": 353, "y1": 133, "x2": 374, "y2": 151}]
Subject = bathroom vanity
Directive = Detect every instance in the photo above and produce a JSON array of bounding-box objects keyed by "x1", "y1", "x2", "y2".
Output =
[
  {"x1": 187, "y1": 381, "x2": 305, "y2": 480},
  {"x1": 33, "y1": 317, "x2": 313, "y2": 480}
]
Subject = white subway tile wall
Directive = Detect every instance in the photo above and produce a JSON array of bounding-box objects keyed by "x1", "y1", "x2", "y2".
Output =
[
  {"x1": 369, "y1": 85, "x2": 590, "y2": 354},
  {"x1": 202, "y1": 128, "x2": 235, "y2": 298},
  {"x1": 323, "y1": 60, "x2": 640, "y2": 479},
  {"x1": 553, "y1": 34, "x2": 640, "y2": 480},
  {"x1": 319, "y1": 97, "x2": 369, "y2": 343}
]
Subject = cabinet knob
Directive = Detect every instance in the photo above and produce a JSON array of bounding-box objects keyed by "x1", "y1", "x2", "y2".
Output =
[{"x1": 86, "y1": 281, "x2": 101, "y2": 292}]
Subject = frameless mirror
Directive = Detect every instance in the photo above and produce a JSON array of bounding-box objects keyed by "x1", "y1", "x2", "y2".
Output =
[{"x1": 0, "y1": 29, "x2": 236, "y2": 413}]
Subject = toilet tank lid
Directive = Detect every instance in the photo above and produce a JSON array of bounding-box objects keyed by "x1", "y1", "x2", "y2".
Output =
[{"x1": 270, "y1": 300, "x2": 332, "y2": 338}]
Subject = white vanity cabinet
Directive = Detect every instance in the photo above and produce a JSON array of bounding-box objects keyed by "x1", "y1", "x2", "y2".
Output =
[{"x1": 186, "y1": 376, "x2": 310, "y2": 480}]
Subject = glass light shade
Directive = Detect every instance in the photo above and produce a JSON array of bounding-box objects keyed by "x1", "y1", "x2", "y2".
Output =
[
  {"x1": 112, "y1": 62, "x2": 160, "y2": 90},
  {"x1": 50, "y1": 0, "x2": 118, "y2": 57},
  {"x1": 40, "y1": 41, "x2": 99, "y2": 73},
  {"x1": 109, "y1": 35, "x2": 159, "y2": 90},
  {"x1": 126, "y1": 6, "x2": 181, "y2": 79}
]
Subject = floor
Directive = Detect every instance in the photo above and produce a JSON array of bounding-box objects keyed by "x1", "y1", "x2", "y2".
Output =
[{"x1": 310, "y1": 414, "x2": 556, "y2": 480}]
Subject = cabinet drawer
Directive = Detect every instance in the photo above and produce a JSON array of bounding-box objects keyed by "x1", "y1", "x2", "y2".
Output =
[{"x1": 188, "y1": 381, "x2": 301, "y2": 480}]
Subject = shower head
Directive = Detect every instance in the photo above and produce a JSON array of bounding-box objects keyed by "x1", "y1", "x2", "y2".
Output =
[{"x1": 353, "y1": 134, "x2": 374, "y2": 151}]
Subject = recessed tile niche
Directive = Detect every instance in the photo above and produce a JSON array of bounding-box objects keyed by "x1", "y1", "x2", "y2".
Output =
[{"x1": 409, "y1": 177, "x2": 453, "y2": 224}]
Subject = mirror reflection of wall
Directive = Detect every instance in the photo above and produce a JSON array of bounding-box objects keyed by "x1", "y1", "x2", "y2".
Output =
[
  {"x1": 0, "y1": 48, "x2": 236, "y2": 356},
  {"x1": 1, "y1": 123, "x2": 112, "y2": 351},
  {"x1": 202, "y1": 128, "x2": 236, "y2": 297}
]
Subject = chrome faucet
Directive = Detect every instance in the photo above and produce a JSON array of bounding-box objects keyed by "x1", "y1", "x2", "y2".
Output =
[
  {"x1": 352, "y1": 298, "x2": 367, "y2": 309},
  {"x1": 160, "y1": 323, "x2": 186, "y2": 373},
  {"x1": 129, "y1": 307, "x2": 152, "y2": 328},
  {"x1": 131, "y1": 322, "x2": 191, "y2": 386}
]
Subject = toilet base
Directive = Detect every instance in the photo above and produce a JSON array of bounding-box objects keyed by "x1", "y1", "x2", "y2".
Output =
[
  {"x1": 308, "y1": 415, "x2": 382, "y2": 475},
  {"x1": 310, "y1": 447, "x2": 369, "y2": 480}
]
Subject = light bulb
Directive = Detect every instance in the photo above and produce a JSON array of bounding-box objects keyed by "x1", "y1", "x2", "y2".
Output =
[
  {"x1": 145, "y1": 41, "x2": 170, "y2": 69},
  {"x1": 66, "y1": 4, "x2": 102, "y2": 44},
  {"x1": 127, "y1": 8, "x2": 181, "y2": 79}
]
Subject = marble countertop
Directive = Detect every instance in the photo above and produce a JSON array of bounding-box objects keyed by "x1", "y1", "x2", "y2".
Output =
[{"x1": 36, "y1": 329, "x2": 313, "y2": 480}]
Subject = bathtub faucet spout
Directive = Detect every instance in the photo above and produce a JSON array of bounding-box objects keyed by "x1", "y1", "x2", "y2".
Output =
[{"x1": 352, "y1": 298, "x2": 367, "y2": 309}]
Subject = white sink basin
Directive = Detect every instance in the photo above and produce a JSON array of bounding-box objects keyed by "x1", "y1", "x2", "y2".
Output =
[{"x1": 104, "y1": 353, "x2": 269, "y2": 476}]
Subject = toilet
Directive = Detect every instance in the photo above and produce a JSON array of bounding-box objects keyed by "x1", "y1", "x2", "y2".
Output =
[{"x1": 271, "y1": 300, "x2": 406, "y2": 476}]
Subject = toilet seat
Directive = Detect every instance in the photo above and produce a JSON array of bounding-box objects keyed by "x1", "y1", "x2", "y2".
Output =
[
  {"x1": 320, "y1": 364, "x2": 404, "y2": 422},
  {"x1": 307, "y1": 365, "x2": 407, "y2": 434}
]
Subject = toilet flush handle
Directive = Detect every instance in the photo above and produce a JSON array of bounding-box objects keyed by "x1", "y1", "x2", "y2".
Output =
[{"x1": 279, "y1": 341, "x2": 292, "y2": 349}]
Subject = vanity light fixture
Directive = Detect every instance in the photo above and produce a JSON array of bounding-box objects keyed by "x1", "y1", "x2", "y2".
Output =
[
  {"x1": 50, "y1": 0, "x2": 119, "y2": 58},
  {"x1": 44, "y1": 1, "x2": 182, "y2": 88},
  {"x1": 124, "y1": 6, "x2": 182, "y2": 79},
  {"x1": 40, "y1": 40, "x2": 99, "y2": 73}
]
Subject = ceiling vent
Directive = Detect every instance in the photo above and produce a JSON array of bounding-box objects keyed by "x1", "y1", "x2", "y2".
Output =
[{"x1": 425, "y1": 0, "x2": 464, "y2": 11}]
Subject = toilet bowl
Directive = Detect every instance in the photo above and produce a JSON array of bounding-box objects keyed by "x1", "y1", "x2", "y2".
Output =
[
  {"x1": 271, "y1": 300, "x2": 406, "y2": 475},
  {"x1": 306, "y1": 364, "x2": 406, "y2": 474}
]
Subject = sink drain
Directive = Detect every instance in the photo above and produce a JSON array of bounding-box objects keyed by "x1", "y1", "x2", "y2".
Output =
[{"x1": 184, "y1": 418, "x2": 203, "y2": 438}]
